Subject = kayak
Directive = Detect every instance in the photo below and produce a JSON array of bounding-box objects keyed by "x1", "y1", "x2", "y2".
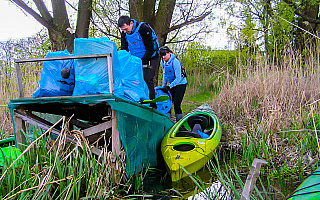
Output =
[
  {"x1": 286, "y1": 167, "x2": 320, "y2": 200},
  {"x1": 161, "y1": 104, "x2": 222, "y2": 181}
]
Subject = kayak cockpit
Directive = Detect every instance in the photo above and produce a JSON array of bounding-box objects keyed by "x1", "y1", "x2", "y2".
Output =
[{"x1": 175, "y1": 114, "x2": 214, "y2": 139}]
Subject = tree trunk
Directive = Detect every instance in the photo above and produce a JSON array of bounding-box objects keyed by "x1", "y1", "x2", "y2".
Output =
[
  {"x1": 76, "y1": 0, "x2": 93, "y2": 38},
  {"x1": 129, "y1": 0, "x2": 176, "y2": 86},
  {"x1": 295, "y1": 0, "x2": 319, "y2": 52}
]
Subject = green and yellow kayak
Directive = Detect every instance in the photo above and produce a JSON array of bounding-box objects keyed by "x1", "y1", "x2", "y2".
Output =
[
  {"x1": 287, "y1": 167, "x2": 320, "y2": 200},
  {"x1": 161, "y1": 104, "x2": 222, "y2": 181}
]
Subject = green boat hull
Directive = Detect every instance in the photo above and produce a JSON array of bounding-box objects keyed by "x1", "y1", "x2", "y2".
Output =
[
  {"x1": 161, "y1": 104, "x2": 222, "y2": 181},
  {"x1": 287, "y1": 167, "x2": 320, "y2": 200}
]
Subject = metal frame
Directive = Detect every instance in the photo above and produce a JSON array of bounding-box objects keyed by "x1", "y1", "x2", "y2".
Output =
[{"x1": 13, "y1": 53, "x2": 121, "y2": 158}]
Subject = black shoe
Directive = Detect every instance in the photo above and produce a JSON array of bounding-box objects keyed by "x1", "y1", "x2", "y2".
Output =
[{"x1": 150, "y1": 103, "x2": 157, "y2": 109}]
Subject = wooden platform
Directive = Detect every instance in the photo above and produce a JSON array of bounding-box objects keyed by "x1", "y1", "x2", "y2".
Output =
[
  {"x1": 10, "y1": 53, "x2": 175, "y2": 175},
  {"x1": 11, "y1": 54, "x2": 121, "y2": 157}
]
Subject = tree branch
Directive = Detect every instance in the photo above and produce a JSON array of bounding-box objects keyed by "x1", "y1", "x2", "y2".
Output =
[
  {"x1": 167, "y1": 29, "x2": 210, "y2": 44},
  {"x1": 90, "y1": 18, "x2": 121, "y2": 40},
  {"x1": 10, "y1": 0, "x2": 53, "y2": 29},
  {"x1": 33, "y1": 0, "x2": 53, "y2": 22},
  {"x1": 164, "y1": 11, "x2": 211, "y2": 35}
]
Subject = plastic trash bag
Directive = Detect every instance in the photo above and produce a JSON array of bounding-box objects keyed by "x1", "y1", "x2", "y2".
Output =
[
  {"x1": 73, "y1": 37, "x2": 120, "y2": 96},
  {"x1": 116, "y1": 50, "x2": 149, "y2": 102},
  {"x1": 32, "y1": 50, "x2": 74, "y2": 97}
]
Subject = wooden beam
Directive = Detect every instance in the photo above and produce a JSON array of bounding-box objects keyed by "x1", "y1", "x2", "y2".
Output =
[
  {"x1": 83, "y1": 121, "x2": 112, "y2": 137},
  {"x1": 112, "y1": 110, "x2": 121, "y2": 160},
  {"x1": 14, "y1": 63, "x2": 24, "y2": 98},
  {"x1": 14, "y1": 53, "x2": 113, "y2": 98},
  {"x1": 91, "y1": 147, "x2": 102, "y2": 156},
  {"x1": 14, "y1": 116, "x2": 26, "y2": 149},
  {"x1": 107, "y1": 55, "x2": 114, "y2": 94},
  {"x1": 69, "y1": 118, "x2": 92, "y2": 129},
  {"x1": 14, "y1": 111, "x2": 76, "y2": 144},
  {"x1": 13, "y1": 111, "x2": 109, "y2": 158},
  {"x1": 14, "y1": 53, "x2": 112, "y2": 63}
]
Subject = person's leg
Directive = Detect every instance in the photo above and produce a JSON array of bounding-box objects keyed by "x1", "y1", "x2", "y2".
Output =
[
  {"x1": 143, "y1": 54, "x2": 159, "y2": 108},
  {"x1": 143, "y1": 68, "x2": 155, "y2": 99},
  {"x1": 169, "y1": 86, "x2": 176, "y2": 115},
  {"x1": 173, "y1": 84, "x2": 187, "y2": 121}
]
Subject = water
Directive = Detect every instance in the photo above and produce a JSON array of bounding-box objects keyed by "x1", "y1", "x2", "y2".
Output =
[{"x1": 141, "y1": 166, "x2": 232, "y2": 199}]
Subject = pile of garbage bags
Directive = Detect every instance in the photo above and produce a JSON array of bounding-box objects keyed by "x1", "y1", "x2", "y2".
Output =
[{"x1": 33, "y1": 37, "x2": 149, "y2": 103}]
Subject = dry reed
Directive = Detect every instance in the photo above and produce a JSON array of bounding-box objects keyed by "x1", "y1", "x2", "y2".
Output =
[{"x1": 211, "y1": 49, "x2": 320, "y2": 168}]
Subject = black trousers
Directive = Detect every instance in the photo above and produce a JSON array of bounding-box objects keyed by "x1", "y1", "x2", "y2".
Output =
[
  {"x1": 169, "y1": 83, "x2": 187, "y2": 114},
  {"x1": 143, "y1": 54, "x2": 159, "y2": 108}
]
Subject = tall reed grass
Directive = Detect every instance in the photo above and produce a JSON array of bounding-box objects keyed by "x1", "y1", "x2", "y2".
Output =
[
  {"x1": 0, "y1": 117, "x2": 133, "y2": 199},
  {"x1": 0, "y1": 60, "x2": 41, "y2": 139},
  {"x1": 1, "y1": 42, "x2": 320, "y2": 199},
  {"x1": 204, "y1": 49, "x2": 320, "y2": 198}
]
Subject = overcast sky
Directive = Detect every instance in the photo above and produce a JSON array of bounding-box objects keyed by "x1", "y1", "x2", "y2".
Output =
[
  {"x1": 0, "y1": 1, "x2": 233, "y2": 49},
  {"x1": 0, "y1": 1, "x2": 43, "y2": 41}
]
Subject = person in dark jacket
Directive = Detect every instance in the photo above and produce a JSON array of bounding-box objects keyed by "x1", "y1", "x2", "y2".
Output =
[
  {"x1": 160, "y1": 46, "x2": 187, "y2": 122},
  {"x1": 118, "y1": 15, "x2": 160, "y2": 108}
]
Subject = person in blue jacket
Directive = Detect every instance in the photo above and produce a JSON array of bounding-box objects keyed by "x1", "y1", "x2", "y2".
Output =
[
  {"x1": 118, "y1": 16, "x2": 160, "y2": 109},
  {"x1": 160, "y1": 46, "x2": 187, "y2": 122}
]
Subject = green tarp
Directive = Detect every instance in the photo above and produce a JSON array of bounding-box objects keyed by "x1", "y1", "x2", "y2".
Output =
[{"x1": 8, "y1": 94, "x2": 174, "y2": 175}]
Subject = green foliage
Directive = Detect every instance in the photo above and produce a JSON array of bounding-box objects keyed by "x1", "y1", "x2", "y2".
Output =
[
  {"x1": 226, "y1": 0, "x2": 320, "y2": 62},
  {"x1": 181, "y1": 42, "x2": 238, "y2": 75},
  {"x1": 268, "y1": 1, "x2": 296, "y2": 55},
  {"x1": 178, "y1": 42, "x2": 238, "y2": 102},
  {"x1": 0, "y1": 127, "x2": 130, "y2": 199},
  {"x1": 238, "y1": 13, "x2": 257, "y2": 57}
]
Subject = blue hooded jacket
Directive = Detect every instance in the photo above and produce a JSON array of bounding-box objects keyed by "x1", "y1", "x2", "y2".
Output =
[
  {"x1": 161, "y1": 54, "x2": 187, "y2": 88},
  {"x1": 125, "y1": 19, "x2": 159, "y2": 59}
]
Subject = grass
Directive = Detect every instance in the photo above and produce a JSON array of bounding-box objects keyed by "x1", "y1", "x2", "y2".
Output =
[
  {"x1": 174, "y1": 47, "x2": 320, "y2": 199},
  {"x1": 0, "y1": 119, "x2": 135, "y2": 199},
  {"x1": 1, "y1": 45, "x2": 320, "y2": 199}
]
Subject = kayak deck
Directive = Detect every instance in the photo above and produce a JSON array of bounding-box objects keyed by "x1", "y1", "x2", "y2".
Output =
[{"x1": 161, "y1": 104, "x2": 222, "y2": 181}]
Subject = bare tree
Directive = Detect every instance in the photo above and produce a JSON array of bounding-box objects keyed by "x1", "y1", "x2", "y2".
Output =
[
  {"x1": 92, "y1": 0, "x2": 218, "y2": 47},
  {"x1": 10, "y1": 0, "x2": 92, "y2": 53},
  {"x1": 10, "y1": 0, "x2": 217, "y2": 55}
]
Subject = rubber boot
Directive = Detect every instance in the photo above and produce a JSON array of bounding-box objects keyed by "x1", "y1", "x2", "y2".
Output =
[{"x1": 175, "y1": 114, "x2": 183, "y2": 122}]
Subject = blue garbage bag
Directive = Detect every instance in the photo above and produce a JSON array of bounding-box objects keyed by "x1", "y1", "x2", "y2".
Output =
[
  {"x1": 116, "y1": 50, "x2": 149, "y2": 102},
  {"x1": 32, "y1": 50, "x2": 75, "y2": 97},
  {"x1": 73, "y1": 37, "x2": 121, "y2": 96}
]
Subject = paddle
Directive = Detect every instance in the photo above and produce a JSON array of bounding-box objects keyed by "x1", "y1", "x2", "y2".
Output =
[{"x1": 140, "y1": 95, "x2": 169, "y2": 104}]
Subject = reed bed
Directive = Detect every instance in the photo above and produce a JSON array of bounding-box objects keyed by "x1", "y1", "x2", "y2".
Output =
[
  {"x1": 1, "y1": 45, "x2": 320, "y2": 199},
  {"x1": 0, "y1": 117, "x2": 134, "y2": 199},
  {"x1": 206, "y1": 50, "x2": 320, "y2": 199},
  {"x1": 0, "y1": 60, "x2": 41, "y2": 139}
]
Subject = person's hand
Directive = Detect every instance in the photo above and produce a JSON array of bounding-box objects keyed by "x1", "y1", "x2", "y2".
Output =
[{"x1": 162, "y1": 86, "x2": 170, "y2": 93}]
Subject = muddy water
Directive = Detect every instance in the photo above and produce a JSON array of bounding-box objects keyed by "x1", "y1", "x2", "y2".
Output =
[{"x1": 141, "y1": 166, "x2": 232, "y2": 199}]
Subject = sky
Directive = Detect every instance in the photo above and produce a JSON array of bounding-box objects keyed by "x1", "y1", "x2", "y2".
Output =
[
  {"x1": 0, "y1": 1, "x2": 232, "y2": 49},
  {"x1": 0, "y1": 1, "x2": 43, "y2": 42}
]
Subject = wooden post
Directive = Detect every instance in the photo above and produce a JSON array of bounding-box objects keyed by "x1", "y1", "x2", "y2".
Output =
[
  {"x1": 112, "y1": 110, "x2": 120, "y2": 161},
  {"x1": 107, "y1": 55, "x2": 114, "y2": 94},
  {"x1": 14, "y1": 63, "x2": 24, "y2": 98},
  {"x1": 14, "y1": 115, "x2": 26, "y2": 150},
  {"x1": 107, "y1": 53, "x2": 120, "y2": 164}
]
